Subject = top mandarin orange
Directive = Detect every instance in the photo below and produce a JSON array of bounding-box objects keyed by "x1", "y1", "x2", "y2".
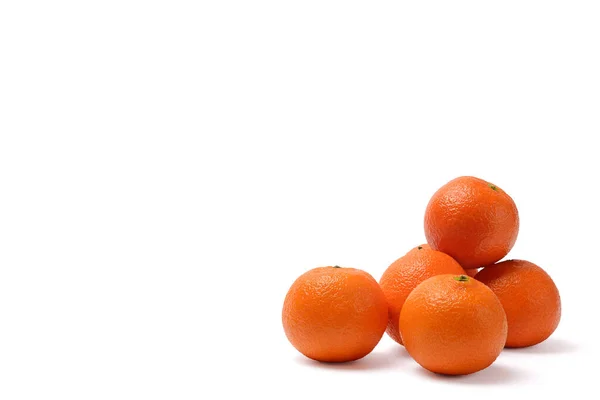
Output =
[{"x1": 424, "y1": 176, "x2": 519, "y2": 269}]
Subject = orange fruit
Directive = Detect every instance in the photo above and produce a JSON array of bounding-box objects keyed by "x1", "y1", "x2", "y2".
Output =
[
  {"x1": 475, "y1": 260, "x2": 561, "y2": 348},
  {"x1": 379, "y1": 244, "x2": 465, "y2": 345},
  {"x1": 424, "y1": 176, "x2": 519, "y2": 269},
  {"x1": 400, "y1": 274, "x2": 507, "y2": 375},
  {"x1": 465, "y1": 268, "x2": 480, "y2": 277},
  {"x1": 282, "y1": 266, "x2": 388, "y2": 362}
]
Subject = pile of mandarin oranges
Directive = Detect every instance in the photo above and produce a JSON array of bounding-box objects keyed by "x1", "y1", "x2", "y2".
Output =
[{"x1": 282, "y1": 176, "x2": 561, "y2": 375}]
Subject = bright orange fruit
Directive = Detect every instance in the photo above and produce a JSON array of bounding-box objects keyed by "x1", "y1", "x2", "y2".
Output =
[
  {"x1": 424, "y1": 176, "x2": 519, "y2": 269},
  {"x1": 475, "y1": 260, "x2": 561, "y2": 348},
  {"x1": 282, "y1": 266, "x2": 388, "y2": 362},
  {"x1": 400, "y1": 274, "x2": 507, "y2": 375},
  {"x1": 379, "y1": 244, "x2": 465, "y2": 345}
]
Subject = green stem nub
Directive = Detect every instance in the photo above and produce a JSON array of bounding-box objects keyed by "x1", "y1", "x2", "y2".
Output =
[
  {"x1": 489, "y1": 184, "x2": 498, "y2": 191},
  {"x1": 418, "y1": 246, "x2": 423, "y2": 250},
  {"x1": 333, "y1": 265, "x2": 341, "y2": 268},
  {"x1": 454, "y1": 275, "x2": 469, "y2": 282}
]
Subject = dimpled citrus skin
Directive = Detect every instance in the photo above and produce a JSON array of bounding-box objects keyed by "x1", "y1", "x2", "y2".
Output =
[
  {"x1": 379, "y1": 244, "x2": 465, "y2": 345},
  {"x1": 475, "y1": 260, "x2": 561, "y2": 348},
  {"x1": 400, "y1": 274, "x2": 508, "y2": 375},
  {"x1": 282, "y1": 267, "x2": 388, "y2": 362},
  {"x1": 424, "y1": 176, "x2": 519, "y2": 269}
]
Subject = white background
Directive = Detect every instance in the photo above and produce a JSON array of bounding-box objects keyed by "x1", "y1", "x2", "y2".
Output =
[{"x1": 1, "y1": 1, "x2": 599, "y2": 399}]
